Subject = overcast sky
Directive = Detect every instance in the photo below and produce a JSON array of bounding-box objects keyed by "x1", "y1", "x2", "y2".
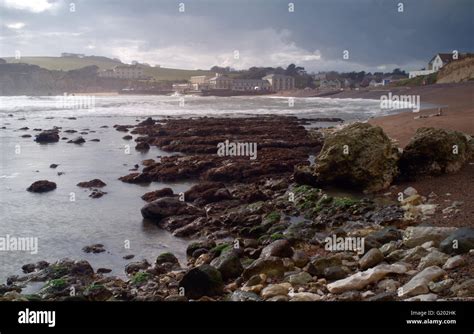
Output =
[{"x1": 1, "y1": 0, "x2": 473, "y2": 72}]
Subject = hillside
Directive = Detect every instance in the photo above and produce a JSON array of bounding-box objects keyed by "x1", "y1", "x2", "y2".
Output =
[
  {"x1": 437, "y1": 56, "x2": 474, "y2": 84},
  {"x1": 3, "y1": 56, "x2": 214, "y2": 81}
]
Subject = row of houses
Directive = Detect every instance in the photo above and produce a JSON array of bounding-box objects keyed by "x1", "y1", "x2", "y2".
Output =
[
  {"x1": 173, "y1": 73, "x2": 295, "y2": 93},
  {"x1": 315, "y1": 74, "x2": 407, "y2": 90}
]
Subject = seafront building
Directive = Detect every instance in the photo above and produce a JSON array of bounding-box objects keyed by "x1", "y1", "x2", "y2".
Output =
[
  {"x1": 408, "y1": 52, "x2": 468, "y2": 78},
  {"x1": 262, "y1": 74, "x2": 295, "y2": 91},
  {"x1": 98, "y1": 65, "x2": 145, "y2": 79}
]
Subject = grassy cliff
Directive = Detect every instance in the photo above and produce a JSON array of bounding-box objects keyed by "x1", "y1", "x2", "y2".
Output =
[{"x1": 3, "y1": 56, "x2": 213, "y2": 81}]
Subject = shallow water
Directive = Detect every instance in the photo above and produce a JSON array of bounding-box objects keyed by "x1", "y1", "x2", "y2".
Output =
[{"x1": 0, "y1": 115, "x2": 195, "y2": 282}]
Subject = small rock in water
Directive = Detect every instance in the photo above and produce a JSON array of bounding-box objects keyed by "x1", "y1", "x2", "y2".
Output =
[
  {"x1": 97, "y1": 268, "x2": 112, "y2": 274},
  {"x1": 123, "y1": 254, "x2": 135, "y2": 260},
  {"x1": 49, "y1": 164, "x2": 59, "y2": 169},
  {"x1": 35, "y1": 130, "x2": 59, "y2": 143},
  {"x1": 260, "y1": 239, "x2": 294, "y2": 258},
  {"x1": 89, "y1": 189, "x2": 107, "y2": 198},
  {"x1": 27, "y1": 180, "x2": 56, "y2": 193},
  {"x1": 178, "y1": 264, "x2": 224, "y2": 299},
  {"x1": 77, "y1": 179, "x2": 107, "y2": 188},
  {"x1": 67, "y1": 136, "x2": 86, "y2": 144},
  {"x1": 82, "y1": 244, "x2": 106, "y2": 253}
]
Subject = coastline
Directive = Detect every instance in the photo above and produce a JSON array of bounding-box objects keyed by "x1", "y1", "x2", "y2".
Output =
[{"x1": 278, "y1": 82, "x2": 474, "y2": 148}]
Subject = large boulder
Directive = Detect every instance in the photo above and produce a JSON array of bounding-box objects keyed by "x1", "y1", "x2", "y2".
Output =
[
  {"x1": 178, "y1": 264, "x2": 224, "y2": 299},
  {"x1": 399, "y1": 127, "x2": 472, "y2": 179},
  {"x1": 439, "y1": 228, "x2": 474, "y2": 254},
  {"x1": 403, "y1": 226, "x2": 456, "y2": 248},
  {"x1": 140, "y1": 197, "x2": 202, "y2": 222},
  {"x1": 313, "y1": 123, "x2": 399, "y2": 192},
  {"x1": 398, "y1": 266, "x2": 445, "y2": 298}
]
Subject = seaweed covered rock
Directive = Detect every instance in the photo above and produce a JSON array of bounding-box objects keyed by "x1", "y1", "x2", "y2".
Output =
[
  {"x1": 178, "y1": 264, "x2": 224, "y2": 299},
  {"x1": 313, "y1": 123, "x2": 399, "y2": 192},
  {"x1": 399, "y1": 127, "x2": 472, "y2": 179}
]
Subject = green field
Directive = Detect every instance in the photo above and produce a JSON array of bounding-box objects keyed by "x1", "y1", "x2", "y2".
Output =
[{"x1": 3, "y1": 56, "x2": 214, "y2": 81}]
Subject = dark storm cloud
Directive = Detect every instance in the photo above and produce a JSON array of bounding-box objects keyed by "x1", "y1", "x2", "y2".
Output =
[{"x1": 1, "y1": 0, "x2": 473, "y2": 71}]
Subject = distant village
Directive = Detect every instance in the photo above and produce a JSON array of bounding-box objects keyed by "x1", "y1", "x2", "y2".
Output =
[
  {"x1": 2, "y1": 51, "x2": 468, "y2": 96},
  {"x1": 93, "y1": 51, "x2": 471, "y2": 95}
]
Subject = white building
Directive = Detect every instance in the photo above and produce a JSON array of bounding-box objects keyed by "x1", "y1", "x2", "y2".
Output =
[
  {"x1": 232, "y1": 79, "x2": 271, "y2": 91},
  {"x1": 262, "y1": 74, "x2": 295, "y2": 91},
  {"x1": 429, "y1": 53, "x2": 454, "y2": 71},
  {"x1": 208, "y1": 74, "x2": 233, "y2": 90},
  {"x1": 409, "y1": 53, "x2": 456, "y2": 78},
  {"x1": 98, "y1": 65, "x2": 145, "y2": 79}
]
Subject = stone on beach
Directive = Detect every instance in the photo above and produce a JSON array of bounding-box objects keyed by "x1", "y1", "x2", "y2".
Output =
[
  {"x1": 399, "y1": 127, "x2": 472, "y2": 179},
  {"x1": 439, "y1": 227, "x2": 474, "y2": 254},
  {"x1": 260, "y1": 239, "x2": 294, "y2": 258},
  {"x1": 403, "y1": 226, "x2": 457, "y2": 248},
  {"x1": 179, "y1": 264, "x2": 224, "y2": 299},
  {"x1": 326, "y1": 263, "x2": 408, "y2": 294},
  {"x1": 312, "y1": 122, "x2": 400, "y2": 192},
  {"x1": 140, "y1": 197, "x2": 202, "y2": 222},
  {"x1": 398, "y1": 266, "x2": 445, "y2": 298},
  {"x1": 359, "y1": 248, "x2": 384, "y2": 270}
]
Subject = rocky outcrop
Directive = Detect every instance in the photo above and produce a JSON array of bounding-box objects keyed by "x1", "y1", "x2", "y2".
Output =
[
  {"x1": 313, "y1": 123, "x2": 399, "y2": 192},
  {"x1": 399, "y1": 127, "x2": 472, "y2": 179}
]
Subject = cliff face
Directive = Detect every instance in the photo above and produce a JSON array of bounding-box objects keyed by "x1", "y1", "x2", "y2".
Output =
[
  {"x1": 437, "y1": 56, "x2": 474, "y2": 84},
  {"x1": 0, "y1": 64, "x2": 128, "y2": 95}
]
